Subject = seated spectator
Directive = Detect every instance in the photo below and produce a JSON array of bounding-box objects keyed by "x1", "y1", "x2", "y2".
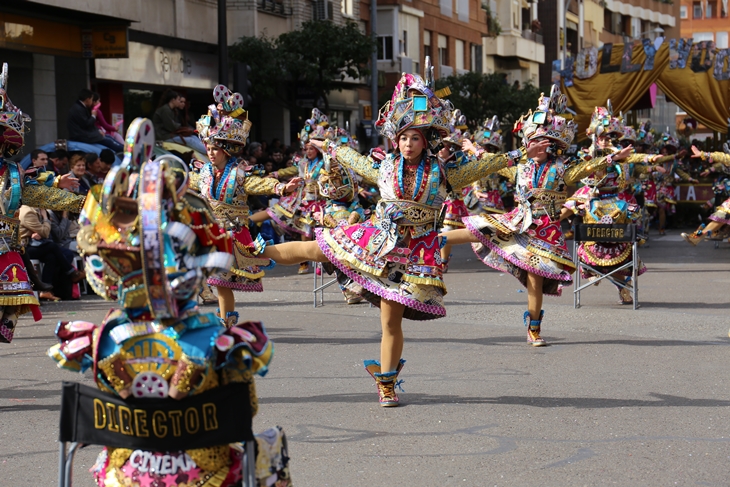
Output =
[
  {"x1": 29, "y1": 149, "x2": 49, "y2": 171},
  {"x1": 91, "y1": 92, "x2": 124, "y2": 145},
  {"x1": 153, "y1": 90, "x2": 207, "y2": 154},
  {"x1": 67, "y1": 88, "x2": 123, "y2": 153},
  {"x1": 49, "y1": 210, "x2": 80, "y2": 252},
  {"x1": 99, "y1": 148, "x2": 115, "y2": 179},
  {"x1": 68, "y1": 153, "x2": 90, "y2": 195},
  {"x1": 248, "y1": 142, "x2": 263, "y2": 160},
  {"x1": 271, "y1": 149, "x2": 284, "y2": 168},
  {"x1": 82, "y1": 152, "x2": 104, "y2": 188},
  {"x1": 48, "y1": 150, "x2": 70, "y2": 175},
  {"x1": 19, "y1": 206, "x2": 85, "y2": 301}
]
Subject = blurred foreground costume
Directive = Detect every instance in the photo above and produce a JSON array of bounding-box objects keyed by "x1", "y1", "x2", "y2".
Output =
[{"x1": 48, "y1": 119, "x2": 291, "y2": 487}]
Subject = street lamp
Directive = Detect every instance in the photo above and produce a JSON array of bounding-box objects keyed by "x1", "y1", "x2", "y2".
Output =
[{"x1": 632, "y1": 26, "x2": 664, "y2": 40}]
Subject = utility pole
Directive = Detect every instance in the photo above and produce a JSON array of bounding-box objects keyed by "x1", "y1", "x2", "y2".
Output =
[
  {"x1": 370, "y1": 0, "x2": 379, "y2": 148},
  {"x1": 218, "y1": 0, "x2": 228, "y2": 85},
  {"x1": 562, "y1": 0, "x2": 572, "y2": 69}
]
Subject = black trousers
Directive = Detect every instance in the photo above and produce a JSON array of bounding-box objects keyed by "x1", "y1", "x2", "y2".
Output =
[{"x1": 25, "y1": 242, "x2": 77, "y2": 299}]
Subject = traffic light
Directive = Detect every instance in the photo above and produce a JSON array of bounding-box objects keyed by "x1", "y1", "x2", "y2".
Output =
[{"x1": 233, "y1": 63, "x2": 253, "y2": 106}]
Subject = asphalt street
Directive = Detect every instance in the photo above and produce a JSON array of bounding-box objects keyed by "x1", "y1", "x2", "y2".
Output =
[{"x1": 1, "y1": 229, "x2": 729, "y2": 486}]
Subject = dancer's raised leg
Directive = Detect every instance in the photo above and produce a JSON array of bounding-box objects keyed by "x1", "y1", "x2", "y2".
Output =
[{"x1": 262, "y1": 240, "x2": 328, "y2": 265}]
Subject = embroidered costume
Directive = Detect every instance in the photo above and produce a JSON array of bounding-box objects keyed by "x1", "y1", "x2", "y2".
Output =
[
  {"x1": 463, "y1": 86, "x2": 601, "y2": 296},
  {"x1": 0, "y1": 63, "x2": 87, "y2": 343},
  {"x1": 440, "y1": 110, "x2": 471, "y2": 232},
  {"x1": 192, "y1": 85, "x2": 286, "y2": 293},
  {"x1": 563, "y1": 105, "x2": 652, "y2": 302},
  {"x1": 682, "y1": 150, "x2": 730, "y2": 245},
  {"x1": 49, "y1": 118, "x2": 291, "y2": 487},
  {"x1": 467, "y1": 116, "x2": 510, "y2": 216},
  {"x1": 266, "y1": 109, "x2": 329, "y2": 238},
  {"x1": 316, "y1": 73, "x2": 524, "y2": 321}
]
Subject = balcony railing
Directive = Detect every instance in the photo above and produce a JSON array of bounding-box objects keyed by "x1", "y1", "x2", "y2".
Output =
[
  {"x1": 258, "y1": 0, "x2": 293, "y2": 16},
  {"x1": 521, "y1": 30, "x2": 543, "y2": 44}
]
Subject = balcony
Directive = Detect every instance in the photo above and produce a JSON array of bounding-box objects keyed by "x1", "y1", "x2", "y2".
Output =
[
  {"x1": 521, "y1": 30, "x2": 543, "y2": 44},
  {"x1": 258, "y1": 0, "x2": 293, "y2": 16},
  {"x1": 484, "y1": 33, "x2": 545, "y2": 64}
]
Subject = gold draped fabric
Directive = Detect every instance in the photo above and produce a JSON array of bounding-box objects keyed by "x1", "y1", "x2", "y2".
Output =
[{"x1": 564, "y1": 42, "x2": 730, "y2": 141}]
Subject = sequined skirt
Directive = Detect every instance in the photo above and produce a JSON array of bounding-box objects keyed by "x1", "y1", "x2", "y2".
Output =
[
  {"x1": 207, "y1": 227, "x2": 271, "y2": 292},
  {"x1": 315, "y1": 220, "x2": 446, "y2": 321},
  {"x1": 709, "y1": 197, "x2": 730, "y2": 225},
  {"x1": 0, "y1": 251, "x2": 41, "y2": 321},
  {"x1": 463, "y1": 210, "x2": 575, "y2": 296},
  {"x1": 267, "y1": 196, "x2": 324, "y2": 238}
]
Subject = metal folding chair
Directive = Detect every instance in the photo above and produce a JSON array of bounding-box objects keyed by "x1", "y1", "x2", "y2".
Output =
[
  {"x1": 312, "y1": 262, "x2": 340, "y2": 307},
  {"x1": 572, "y1": 223, "x2": 640, "y2": 310},
  {"x1": 58, "y1": 382, "x2": 256, "y2": 487}
]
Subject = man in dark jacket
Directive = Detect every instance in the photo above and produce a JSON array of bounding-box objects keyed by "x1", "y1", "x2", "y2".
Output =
[{"x1": 67, "y1": 88, "x2": 123, "y2": 152}]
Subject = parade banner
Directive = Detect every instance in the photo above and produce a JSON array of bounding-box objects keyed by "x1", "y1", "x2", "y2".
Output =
[
  {"x1": 59, "y1": 381, "x2": 254, "y2": 450},
  {"x1": 553, "y1": 39, "x2": 730, "y2": 140}
]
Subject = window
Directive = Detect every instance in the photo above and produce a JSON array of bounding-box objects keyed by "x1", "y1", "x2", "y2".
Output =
[
  {"x1": 717, "y1": 32, "x2": 729, "y2": 48},
  {"x1": 680, "y1": 5, "x2": 687, "y2": 18},
  {"x1": 438, "y1": 34, "x2": 448, "y2": 66},
  {"x1": 313, "y1": 0, "x2": 334, "y2": 20},
  {"x1": 456, "y1": 0, "x2": 469, "y2": 22},
  {"x1": 693, "y1": 32, "x2": 714, "y2": 42},
  {"x1": 377, "y1": 36, "x2": 394, "y2": 60},
  {"x1": 470, "y1": 43, "x2": 482, "y2": 73},
  {"x1": 693, "y1": 2, "x2": 702, "y2": 18},
  {"x1": 440, "y1": 0, "x2": 452, "y2": 17},
  {"x1": 341, "y1": 0, "x2": 353, "y2": 17},
  {"x1": 402, "y1": 30, "x2": 408, "y2": 57},
  {"x1": 706, "y1": 1, "x2": 714, "y2": 17},
  {"x1": 424, "y1": 30, "x2": 432, "y2": 62},
  {"x1": 455, "y1": 39, "x2": 465, "y2": 70}
]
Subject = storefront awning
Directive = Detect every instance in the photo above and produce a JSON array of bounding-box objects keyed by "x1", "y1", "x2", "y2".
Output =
[{"x1": 0, "y1": 2, "x2": 131, "y2": 58}]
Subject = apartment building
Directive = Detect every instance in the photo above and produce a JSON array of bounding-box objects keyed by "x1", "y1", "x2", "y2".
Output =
[
  {"x1": 482, "y1": 0, "x2": 545, "y2": 85},
  {"x1": 679, "y1": 0, "x2": 728, "y2": 48},
  {"x1": 536, "y1": 0, "x2": 679, "y2": 86},
  {"x1": 363, "y1": 0, "x2": 489, "y2": 97}
]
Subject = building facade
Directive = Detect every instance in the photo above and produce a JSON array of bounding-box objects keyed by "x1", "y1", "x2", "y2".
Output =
[{"x1": 0, "y1": 0, "x2": 366, "y2": 150}]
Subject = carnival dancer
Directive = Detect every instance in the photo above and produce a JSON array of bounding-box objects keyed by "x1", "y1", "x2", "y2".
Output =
[
  {"x1": 441, "y1": 85, "x2": 631, "y2": 346},
  {"x1": 259, "y1": 67, "x2": 530, "y2": 406},
  {"x1": 651, "y1": 131, "x2": 696, "y2": 235},
  {"x1": 49, "y1": 118, "x2": 291, "y2": 486},
  {"x1": 561, "y1": 105, "x2": 661, "y2": 304},
  {"x1": 313, "y1": 126, "x2": 366, "y2": 304},
  {"x1": 467, "y1": 115, "x2": 510, "y2": 216},
  {"x1": 438, "y1": 110, "x2": 472, "y2": 271},
  {"x1": 266, "y1": 109, "x2": 330, "y2": 274},
  {"x1": 192, "y1": 85, "x2": 302, "y2": 327},
  {"x1": 0, "y1": 63, "x2": 88, "y2": 343},
  {"x1": 681, "y1": 145, "x2": 730, "y2": 245}
]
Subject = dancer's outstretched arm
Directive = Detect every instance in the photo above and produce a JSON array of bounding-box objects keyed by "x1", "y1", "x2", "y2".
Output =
[{"x1": 563, "y1": 145, "x2": 633, "y2": 184}]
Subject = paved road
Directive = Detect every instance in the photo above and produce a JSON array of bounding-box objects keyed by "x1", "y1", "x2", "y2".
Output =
[{"x1": 1, "y1": 230, "x2": 729, "y2": 486}]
